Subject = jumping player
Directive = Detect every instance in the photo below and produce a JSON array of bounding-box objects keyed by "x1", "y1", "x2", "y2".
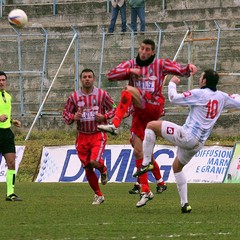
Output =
[
  {"x1": 98, "y1": 39, "x2": 197, "y2": 207},
  {"x1": 134, "y1": 70, "x2": 240, "y2": 212}
]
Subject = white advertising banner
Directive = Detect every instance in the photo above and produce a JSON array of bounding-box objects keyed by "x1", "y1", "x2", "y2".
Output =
[
  {"x1": 224, "y1": 142, "x2": 240, "y2": 183},
  {"x1": 35, "y1": 145, "x2": 233, "y2": 183},
  {"x1": 0, "y1": 146, "x2": 25, "y2": 182}
]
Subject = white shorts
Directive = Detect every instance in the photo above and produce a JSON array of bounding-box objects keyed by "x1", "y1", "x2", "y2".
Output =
[{"x1": 161, "y1": 120, "x2": 203, "y2": 165}]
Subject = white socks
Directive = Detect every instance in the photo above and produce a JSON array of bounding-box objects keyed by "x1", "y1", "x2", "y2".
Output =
[
  {"x1": 142, "y1": 128, "x2": 156, "y2": 166},
  {"x1": 174, "y1": 171, "x2": 188, "y2": 207}
]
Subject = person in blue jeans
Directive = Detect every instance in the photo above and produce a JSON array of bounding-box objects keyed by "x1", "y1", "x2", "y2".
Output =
[
  {"x1": 108, "y1": 0, "x2": 127, "y2": 33},
  {"x1": 129, "y1": 0, "x2": 145, "y2": 32}
]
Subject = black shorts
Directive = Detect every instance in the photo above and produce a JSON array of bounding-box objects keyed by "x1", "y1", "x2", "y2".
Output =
[{"x1": 0, "y1": 128, "x2": 16, "y2": 154}]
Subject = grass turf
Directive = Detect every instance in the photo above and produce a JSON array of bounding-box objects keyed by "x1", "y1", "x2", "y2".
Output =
[{"x1": 0, "y1": 182, "x2": 240, "y2": 240}]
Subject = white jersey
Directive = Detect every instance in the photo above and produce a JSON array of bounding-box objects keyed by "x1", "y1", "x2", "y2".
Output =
[{"x1": 168, "y1": 82, "x2": 240, "y2": 143}]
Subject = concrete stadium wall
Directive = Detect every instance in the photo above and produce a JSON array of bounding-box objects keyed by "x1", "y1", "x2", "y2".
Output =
[{"x1": 0, "y1": 0, "x2": 240, "y2": 136}]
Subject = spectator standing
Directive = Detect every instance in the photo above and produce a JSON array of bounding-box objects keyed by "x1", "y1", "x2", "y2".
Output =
[
  {"x1": 63, "y1": 69, "x2": 116, "y2": 205},
  {"x1": 134, "y1": 70, "x2": 240, "y2": 213},
  {"x1": 0, "y1": 71, "x2": 22, "y2": 201},
  {"x1": 98, "y1": 39, "x2": 197, "y2": 207},
  {"x1": 108, "y1": 0, "x2": 127, "y2": 33},
  {"x1": 129, "y1": 0, "x2": 146, "y2": 33}
]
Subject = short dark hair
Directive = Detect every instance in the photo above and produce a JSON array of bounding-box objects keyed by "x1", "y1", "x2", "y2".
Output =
[
  {"x1": 203, "y1": 69, "x2": 219, "y2": 87},
  {"x1": 142, "y1": 39, "x2": 155, "y2": 51},
  {"x1": 0, "y1": 71, "x2": 7, "y2": 79},
  {"x1": 80, "y1": 68, "x2": 95, "y2": 78}
]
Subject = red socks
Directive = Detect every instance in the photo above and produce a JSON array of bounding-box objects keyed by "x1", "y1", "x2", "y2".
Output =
[
  {"x1": 113, "y1": 90, "x2": 132, "y2": 128},
  {"x1": 85, "y1": 169, "x2": 102, "y2": 196},
  {"x1": 136, "y1": 159, "x2": 150, "y2": 193},
  {"x1": 151, "y1": 160, "x2": 161, "y2": 180},
  {"x1": 98, "y1": 159, "x2": 107, "y2": 174}
]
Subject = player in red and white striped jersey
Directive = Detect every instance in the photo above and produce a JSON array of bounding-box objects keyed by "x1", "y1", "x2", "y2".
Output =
[
  {"x1": 63, "y1": 69, "x2": 116, "y2": 205},
  {"x1": 98, "y1": 39, "x2": 197, "y2": 207}
]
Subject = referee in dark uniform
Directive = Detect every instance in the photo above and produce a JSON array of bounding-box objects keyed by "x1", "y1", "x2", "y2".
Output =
[{"x1": 0, "y1": 71, "x2": 22, "y2": 201}]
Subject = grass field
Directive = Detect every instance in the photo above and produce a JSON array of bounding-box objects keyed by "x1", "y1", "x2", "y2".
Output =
[
  {"x1": 5, "y1": 130, "x2": 240, "y2": 239},
  {"x1": 1, "y1": 182, "x2": 240, "y2": 240}
]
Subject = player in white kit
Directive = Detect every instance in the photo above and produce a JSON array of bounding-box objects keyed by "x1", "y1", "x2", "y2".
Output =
[{"x1": 134, "y1": 69, "x2": 240, "y2": 213}]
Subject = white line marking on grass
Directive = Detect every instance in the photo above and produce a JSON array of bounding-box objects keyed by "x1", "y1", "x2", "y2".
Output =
[
  {"x1": 133, "y1": 221, "x2": 204, "y2": 225},
  {"x1": 156, "y1": 232, "x2": 231, "y2": 238},
  {"x1": 32, "y1": 231, "x2": 232, "y2": 240},
  {"x1": 189, "y1": 232, "x2": 231, "y2": 236}
]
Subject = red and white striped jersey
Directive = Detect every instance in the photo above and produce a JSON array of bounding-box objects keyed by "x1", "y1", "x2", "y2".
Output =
[
  {"x1": 63, "y1": 86, "x2": 116, "y2": 133},
  {"x1": 107, "y1": 58, "x2": 191, "y2": 105}
]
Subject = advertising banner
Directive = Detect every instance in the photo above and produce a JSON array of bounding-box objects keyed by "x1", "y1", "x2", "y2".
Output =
[
  {"x1": 0, "y1": 146, "x2": 25, "y2": 182},
  {"x1": 35, "y1": 145, "x2": 233, "y2": 183},
  {"x1": 224, "y1": 142, "x2": 240, "y2": 183}
]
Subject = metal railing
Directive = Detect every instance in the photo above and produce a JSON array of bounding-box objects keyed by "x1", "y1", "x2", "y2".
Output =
[
  {"x1": 25, "y1": 30, "x2": 78, "y2": 140},
  {"x1": 0, "y1": 27, "x2": 79, "y2": 116},
  {"x1": 97, "y1": 20, "x2": 225, "y2": 90},
  {"x1": 0, "y1": 0, "x2": 3, "y2": 18},
  {"x1": 1, "y1": 21, "x2": 239, "y2": 111},
  {"x1": 0, "y1": 19, "x2": 239, "y2": 133}
]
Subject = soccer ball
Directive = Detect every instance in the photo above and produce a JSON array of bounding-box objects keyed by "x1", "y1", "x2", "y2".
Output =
[{"x1": 8, "y1": 9, "x2": 28, "y2": 28}]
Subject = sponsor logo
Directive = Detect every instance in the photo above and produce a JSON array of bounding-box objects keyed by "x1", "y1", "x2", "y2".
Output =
[
  {"x1": 183, "y1": 91, "x2": 192, "y2": 97},
  {"x1": 167, "y1": 127, "x2": 174, "y2": 134}
]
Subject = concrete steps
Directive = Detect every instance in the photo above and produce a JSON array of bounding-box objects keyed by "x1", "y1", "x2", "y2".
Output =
[
  {"x1": 1, "y1": 0, "x2": 240, "y2": 135},
  {"x1": 2, "y1": 1, "x2": 239, "y2": 30}
]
